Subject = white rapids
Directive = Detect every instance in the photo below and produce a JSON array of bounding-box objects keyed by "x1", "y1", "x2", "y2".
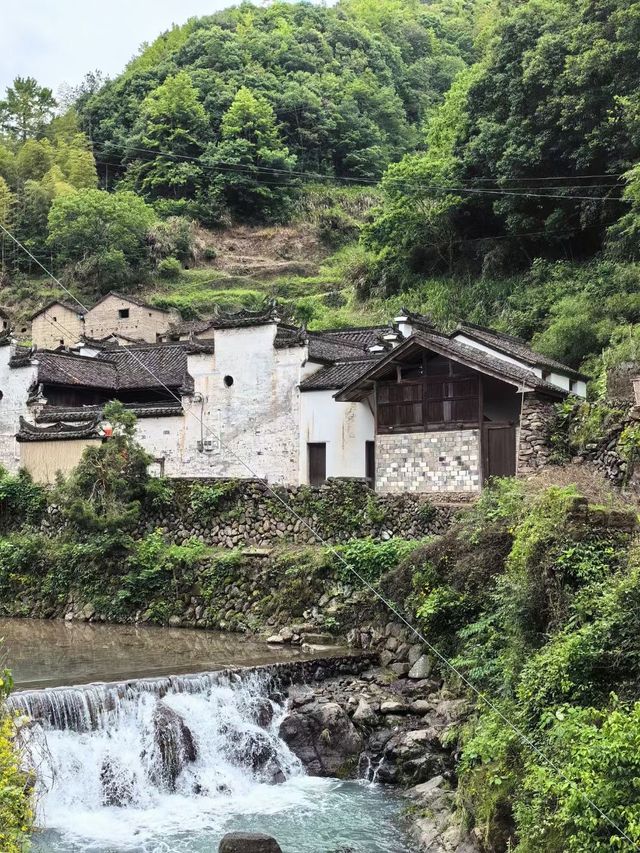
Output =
[{"x1": 13, "y1": 669, "x2": 416, "y2": 853}]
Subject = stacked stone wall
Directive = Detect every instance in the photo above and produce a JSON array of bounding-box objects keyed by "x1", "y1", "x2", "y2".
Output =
[
  {"x1": 36, "y1": 478, "x2": 461, "y2": 547},
  {"x1": 517, "y1": 393, "x2": 557, "y2": 474}
]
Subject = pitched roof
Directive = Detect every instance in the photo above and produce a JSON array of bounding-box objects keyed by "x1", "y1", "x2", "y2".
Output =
[
  {"x1": 36, "y1": 351, "x2": 117, "y2": 389},
  {"x1": 16, "y1": 416, "x2": 102, "y2": 443},
  {"x1": 88, "y1": 291, "x2": 172, "y2": 313},
  {"x1": 274, "y1": 325, "x2": 307, "y2": 349},
  {"x1": 35, "y1": 345, "x2": 192, "y2": 392},
  {"x1": 102, "y1": 345, "x2": 192, "y2": 391},
  {"x1": 454, "y1": 322, "x2": 588, "y2": 379},
  {"x1": 300, "y1": 357, "x2": 382, "y2": 391},
  {"x1": 335, "y1": 331, "x2": 570, "y2": 402},
  {"x1": 30, "y1": 299, "x2": 87, "y2": 320}
]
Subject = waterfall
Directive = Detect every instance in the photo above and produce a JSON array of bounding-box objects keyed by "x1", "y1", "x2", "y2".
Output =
[{"x1": 19, "y1": 669, "x2": 310, "y2": 851}]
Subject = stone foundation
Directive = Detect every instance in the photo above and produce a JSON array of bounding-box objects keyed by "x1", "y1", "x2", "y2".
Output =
[{"x1": 376, "y1": 430, "x2": 481, "y2": 494}]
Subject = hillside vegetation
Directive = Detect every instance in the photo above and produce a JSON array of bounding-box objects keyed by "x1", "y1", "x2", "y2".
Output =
[{"x1": 0, "y1": 0, "x2": 638, "y2": 395}]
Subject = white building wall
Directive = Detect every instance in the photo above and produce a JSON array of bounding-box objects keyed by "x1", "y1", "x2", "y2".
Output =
[
  {"x1": 0, "y1": 347, "x2": 37, "y2": 473},
  {"x1": 299, "y1": 390, "x2": 374, "y2": 483},
  {"x1": 148, "y1": 325, "x2": 303, "y2": 483}
]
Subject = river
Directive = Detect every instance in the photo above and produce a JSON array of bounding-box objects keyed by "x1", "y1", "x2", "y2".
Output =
[{"x1": 2, "y1": 619, "x2": 418, "y2": 853}]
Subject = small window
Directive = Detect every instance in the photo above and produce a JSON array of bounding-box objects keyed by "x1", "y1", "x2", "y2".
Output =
[
  {"x1": 119, "y1": 308, "x2": 130, "y2": 319},
  {"x1": 53, "y1": 316, "x2": 57, "y2": 322},
  {"x1": 224, "y1": 375, "x2": 234, "y2": 387},
  {"x1": 570, "y1": 379, "x2": 577, "y2": 392},
  {"x1": 59, "y1": 339, "x2": 64, "y2": 346},
  {"x1": 542, "y1": 370, "x2": 551, "y2": 381}
]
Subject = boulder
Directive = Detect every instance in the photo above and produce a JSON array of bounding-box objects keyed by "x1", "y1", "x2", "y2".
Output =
[
  {"x1": 278, "y1": 701, "x2": 363, "y2": 777},
  {"x1": 352, "y1": 698, "x2": 376, "y2": 725},
  {"x1": 219, "y1": 832, "x2": 283, "y2": 853},
  {"x1": 408, "y1": 654, "x2": 433, "y2": 680},
  {"x1": 151, "y1": 702, "x2": 197, "y2": 790}
]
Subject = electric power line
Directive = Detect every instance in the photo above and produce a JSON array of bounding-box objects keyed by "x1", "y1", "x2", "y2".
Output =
[{"x1": 0, "y1": 218, "x2": 638, "y2": 850}]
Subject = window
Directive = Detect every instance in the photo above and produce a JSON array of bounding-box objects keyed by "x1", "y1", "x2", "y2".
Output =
[
  {"x1": 53, "y1": 316, "x2": 57, "y2": 322},
  {"x1": 308, "y1": 443, "x2": 326, "y2": 486},
  {"x1": 119, "y1": 308, "x2": 130, "y2": 319},
  {"x1": 376, "y1": 370, "x2": 480, "y2": 433},
  {"x1": 224, "y1": 375, "x2": 234, "y2": 387},
  {"x1": 570, "y1": 379, "x2": 577, "y2": 393}
]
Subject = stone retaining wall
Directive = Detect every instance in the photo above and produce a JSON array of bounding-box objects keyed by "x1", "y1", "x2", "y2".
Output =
[{"x1": 39, "y1": 478, "x2": 462, "y2": 547}]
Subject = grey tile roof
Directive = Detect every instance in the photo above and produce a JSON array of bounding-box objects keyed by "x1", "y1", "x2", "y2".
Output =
[
  {"x1": 300, "y1": 357, "x2": 382, "y2": 391},
  {"x1": 455, "y1": 323, "x2": 588, "y2": 379},
  {"x1": 103, "y1": 345, "x2": 191, "y2": 391},
  {"x1": 36, "y1": 401, "x2": 184, "y2": 423},
  {"x1": 35, "y1": 345, "x2": 193, "y2": 392},
  {"x1": 16, "y1": 416, "x2": 102, "y2": 443},
  {"x1": 335, "y1": 331, "x2": 570, "y2": 401},
  {"x1": 274, "y1": 325, "x2": 307, "y2": 349},
  {"x1": 36, "y1": 352, "x2": 117, "y2": 389}
]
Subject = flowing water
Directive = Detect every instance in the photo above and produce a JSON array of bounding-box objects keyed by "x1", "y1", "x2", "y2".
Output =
[{"x1": 3, "y1": 620, "x2": 417, "y2": 853}]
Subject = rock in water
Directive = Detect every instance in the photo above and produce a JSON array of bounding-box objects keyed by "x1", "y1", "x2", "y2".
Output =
[
  {"x1": 219, "y1": 832, "x2": 283, "y2": 853},
  {"x1": 278, "y1": 701, "x2": 363, "y2": 777},
  {"x1": 151, "y1": 701, "x2": 197, "y2": 790},
  {"x1": 100, "y1": 757, "x2": 136, "y2": 807}
]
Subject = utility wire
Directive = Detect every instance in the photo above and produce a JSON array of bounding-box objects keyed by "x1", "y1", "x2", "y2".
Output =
[
  {"x1": 1, "y1": 218, "x2": 638, "y2": 849},
  {"x1": 86, "y1": 140, "x2": 628, "y2": 202}
]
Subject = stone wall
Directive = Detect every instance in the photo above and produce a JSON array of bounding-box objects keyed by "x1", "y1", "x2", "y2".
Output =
[
  {"x1": 376, "y1": 430, "x2": 481, "y2": 494},
  {"x1": 128, "y1": 478, "x2": 459, "y2": 548},
  {"x1": 517, "y1": 393, "x2": 557, "y2": 474}
]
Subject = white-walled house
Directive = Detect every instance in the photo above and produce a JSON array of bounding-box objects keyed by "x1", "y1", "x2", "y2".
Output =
[{"x1": 10, "y1": 305, "x2": 587, "y2": 490}]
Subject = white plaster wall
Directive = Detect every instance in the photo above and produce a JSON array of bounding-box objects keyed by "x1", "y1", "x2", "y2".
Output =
[
  {"x1": 299, "y1": 390, "x2": 374, "y2": 483},
  {"x1": 133, "y1": 415, "x2": 188, "y2": 476},
  {"x1": 0, "y1": 348, "x2": 37, "y2": 473},
  {"x1": 452, "y1": 332, "x2": 586, "y2": 397},
  {"x1": 169, "y1": 325, "x2": 303, "y2": 483}
]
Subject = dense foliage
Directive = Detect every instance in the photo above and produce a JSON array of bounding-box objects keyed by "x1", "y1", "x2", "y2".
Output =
[
  {"x1": 386, "y1": 480, "x2": 640, "y2": 851},
  {"x1": 0, "y1": 668, "x2": 33, "y2": 853},
  {"x1": 77, "y1": 0, "x2": 478, "y2": 224},
  {"x1": 365, "y1": 0, "x2": 640, "y2": 284}
]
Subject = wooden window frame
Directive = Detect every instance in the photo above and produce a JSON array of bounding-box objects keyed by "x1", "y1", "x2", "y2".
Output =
[{"x1": 376, "y1": 358, "x2": 482, "y2": 434}]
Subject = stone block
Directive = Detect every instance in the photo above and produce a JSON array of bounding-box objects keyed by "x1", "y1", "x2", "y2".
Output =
[{"x1": 219, "y1": 833, "x2": 283, "y2": 853}]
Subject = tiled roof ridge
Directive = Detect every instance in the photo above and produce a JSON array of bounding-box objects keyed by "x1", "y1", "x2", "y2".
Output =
[
  {"x1": 30, "y1": 299, "x2": 88, "y2": 320},
  {"x1": 90, "y1": 291, "x2": 172, "y2": 313}
]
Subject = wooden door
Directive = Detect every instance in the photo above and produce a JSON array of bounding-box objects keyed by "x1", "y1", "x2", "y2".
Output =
[
  {"x1": 308, "y1": 443, "x2": 327, "y2": 486},
  {"x1": 365, "y1": 441, "x2": 375, "y2": 489},
  {"x1": 483, "y1": 424, "x2": 516, "y2": 481}
]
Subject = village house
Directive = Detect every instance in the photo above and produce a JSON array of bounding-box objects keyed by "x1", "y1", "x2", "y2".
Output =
[
  {"x1": 29, "y1": 293, "x2": 179, "y2": 350},
  {"x1": 3, "y1": 302, "x2": 586, "y2": 490}
]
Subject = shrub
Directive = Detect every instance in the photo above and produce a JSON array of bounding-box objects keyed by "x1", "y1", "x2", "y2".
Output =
[
  {"x1": 0, "y1": 467, "x2": 46, "y2": 528},
  {"x1": 189, "y1": 481, "x2": 238, "y2": 520},
  {"x1": 157, "y1": 256, "x2": 182, "y2": 279},
  {"x1": 336, "y1": 537, "x2": 417, "y2": 585}
]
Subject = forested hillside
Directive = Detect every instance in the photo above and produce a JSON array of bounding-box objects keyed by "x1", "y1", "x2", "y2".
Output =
[{"x1": 1, "y1": 0, "x2": 640, "y2": 387}]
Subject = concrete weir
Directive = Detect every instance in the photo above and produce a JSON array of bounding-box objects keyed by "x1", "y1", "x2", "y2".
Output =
[{"x1": 9, "y1": 653, "x2": 377, "y2": 731}]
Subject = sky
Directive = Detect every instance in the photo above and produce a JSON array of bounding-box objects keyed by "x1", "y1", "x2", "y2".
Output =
[{"x1": 0, "y1": 0, "x2": 271, "y2": 96}]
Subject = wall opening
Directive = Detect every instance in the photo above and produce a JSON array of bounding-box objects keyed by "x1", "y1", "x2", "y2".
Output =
[
  {"x1": 308, "y1": 443, "x2": 326, "y2": 486},
  {"x1": 119, "y1": 308, "x2": 130, "y2": 319},
  {"x1": 224, "y1": 375, "x2": 234, "y2": 388}
]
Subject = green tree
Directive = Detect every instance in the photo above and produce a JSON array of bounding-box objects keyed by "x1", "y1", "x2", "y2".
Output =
[
  {"x1": 47, "y1": 188, "x2": 155, "y2": 263},
  {"x1": 58, "y1": 401, "x2": 152, "y2": 533},
  {"x1": 47, "y1": 189, "x2": 156, "y2": 288},
  {"x1": 0, "y1": 77, "x2": 57, "y2": 142},
  {"x1": 126, "y1": 71, "x2": 207, "y2": 214},
  {"x1": 0, "y1": 178, "x2": 13, "y2": 228},
  {"x1": 205, "y1": 86, "x2": 298, "y2": 221}
]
